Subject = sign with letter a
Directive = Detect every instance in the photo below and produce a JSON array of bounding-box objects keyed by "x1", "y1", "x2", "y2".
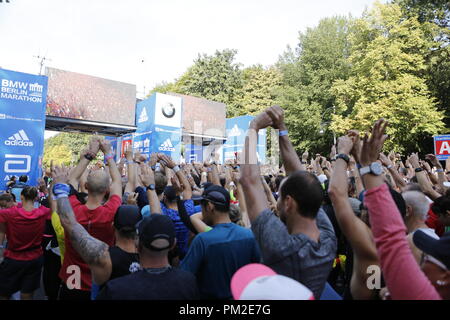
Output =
[
  {"x1": 0, "y1": 69, "x2": 48, "y2": 191},
  {"x1": 434, "y1": 135, "x2": 450, "y2": 161}
]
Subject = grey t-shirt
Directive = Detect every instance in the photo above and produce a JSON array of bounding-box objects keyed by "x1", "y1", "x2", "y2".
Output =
[{"x1": 251, "y1": 208, "x2": 337, "y2": 299}]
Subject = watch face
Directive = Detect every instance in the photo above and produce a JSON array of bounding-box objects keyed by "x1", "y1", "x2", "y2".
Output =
[
  {"x1": 162, "y1": 103, "x2": 175, "y2": 118},
  {"x1": 370, "y1": 162, "x2": 383, "y2": 176}
]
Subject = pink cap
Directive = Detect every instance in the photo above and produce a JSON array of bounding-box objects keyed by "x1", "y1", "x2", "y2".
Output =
[
  {"x1": 231, "y1": 263, "x2": 276, "y2": 300},
  {"x1": 231, "y1": 263, "x2": 315, "y2": 300}
]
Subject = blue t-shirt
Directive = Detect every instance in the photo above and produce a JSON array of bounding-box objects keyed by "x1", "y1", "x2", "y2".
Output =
[
  {"x1": 180, "y1": 223, "x2": 261, "y2": 300},
  {"x1": 161, "y1": 199, "x2": 195, "y2": 256}
]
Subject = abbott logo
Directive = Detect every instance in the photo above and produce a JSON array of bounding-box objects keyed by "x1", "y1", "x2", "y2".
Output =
[
  {"x1": 4, "y1": 154, "x2": 31, "y2": 173},
  {"x1": 5, "y1": 130, "x2": 33, "y2": 147},
  {"x1": 158, "y1": 139, "x2": 175, "y2": 152},
  {"x1": 138, "y1": 108, "x2": 148, "y2": 123}
]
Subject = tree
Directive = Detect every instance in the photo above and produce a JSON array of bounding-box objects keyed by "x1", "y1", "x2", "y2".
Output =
[
  {"x1": 43, "y1": 144, "x2": 72, "y2": 167},
  {"x1": 236, "y1": 65, "x2": 282, "y2": 116},
  {"x1": 276, "y1": 15, "x2": 354, "y2": 154},
  {"x1": 330, "y1": 2, "x2": 445, "y2": 153},
  {"x1": 394, "y1": 0, "x2": 450, "y2": 130}
]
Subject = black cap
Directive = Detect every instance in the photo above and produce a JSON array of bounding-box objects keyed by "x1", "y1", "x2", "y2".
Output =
[
  {"x1": 413, "y1": 230, "x2": 450, "y2": 270},
  {"x1": 114, "y1": 205, "x2": 143, "y2": 230},
  {"x1": 136, "y1": 214, "x2": 176, "y2": 251},
  {"x1": 192, "y1": 185, "x2": 230, "y2": 211}
]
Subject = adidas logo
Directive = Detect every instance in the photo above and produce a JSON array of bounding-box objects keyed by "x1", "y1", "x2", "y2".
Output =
[
  {"x1": 5, "y1": 130, "x2": 33, "y2": 147},
  {"x1": 158, "y1": 139, "x2": 175, "y2": 152},
  {"x1": 228, "y1": 124, "x2": 241, "y2": 137},
  {"x1": 138, "y1": 108, "x2": 148, "y2": 123}
]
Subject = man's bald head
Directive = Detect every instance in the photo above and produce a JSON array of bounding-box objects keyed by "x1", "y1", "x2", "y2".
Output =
[
  {"x1": 86, "y1": 170, "x2": 110, "y2": 196},
  {"x1": 402, "y1": 191, "x2": 429, "y2": 221}
]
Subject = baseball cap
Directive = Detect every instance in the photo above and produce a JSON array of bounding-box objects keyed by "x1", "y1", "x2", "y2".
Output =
[
  {"x1": 136, "y1": 214, "x2": 176, "y2": 251},
  {"x1": 413, "y1": 230, "x2": 450, "y2": 270},
  {"x1": 192, "y1": 185, "x2": 230, "y2": 211},
  {"x1": 231, "y1": 263, "x2": 314, "y2": 300},
  {"x1": 114, "y1": 205, "x2": 143, "y2": 230}
]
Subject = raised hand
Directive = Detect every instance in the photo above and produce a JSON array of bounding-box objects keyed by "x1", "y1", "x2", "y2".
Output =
[
  {"x1": 348, "y1": 130, "x2": 362, "y2": 164},
  {"x1": 249, "y1": 109, "x2": 273, "y2": 131},
  {"x1": 337, "y1": 135, "x2": 354, "y2": 155},
  {"x1": 52, "y1": 165, "x2": 70, "y2": 185},
  {"x1": 302, "y1": 150, "x2": 309, "y2": 163},
  {"x1": 124, "y1": 144, "x2": 133, "y2": 162},
  {"x1": 359, "y1": 119, "x2": 388, "y2": 167},
  {"x1": 425, "y1": 154, "x2": 442, "y2": 169},
  {"x1": 408, "y1": 153, "x2": 420, "y2": 169},
  {"x1": 158, "y1": 153, "x2": 176, "y2": 169},
  {"x1": 140, "y1": 165, "x2": 155, "y2": 187},
  {"x1": 379, "y1": 153, "x2": 393, "y2": 168},
  {"x1": 99, "y1": 139, "x2": 112, "y2": 155},
  {"x1": 126, "y1": 192, "x2": 139, "y2": 205},
  {"x1": 265, "y1": 105, "x2": 286, "y2": 130}
]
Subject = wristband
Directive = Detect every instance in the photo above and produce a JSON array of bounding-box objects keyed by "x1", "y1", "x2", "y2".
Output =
[
  {"x1": 173, "y1": 165, "x2": 181, "y2": 173},
  {"x1": 386, "y1": 164, "x2": 393, "y2": 169},
  {"x1": 415, "y1": 167, "x2": 424, "y2": 173},
  {"x1": 151, "y1": 165, "x2": 156, "y2": 170},
  {"x1": 279, "y1": 130, "x2": 288, "y2": 137},
  {"x1": 105, "y1": 153, "x2": 115, "y2": 162},
  {"x1": 436, "y1": 168, "x2": 444, "y2": 173},
  {"x1": 207, "y1": 168, "x2": 212, "y2": 172},
  {"x1": 53, "y1": 183, "x2": 71, "y2": 199}
]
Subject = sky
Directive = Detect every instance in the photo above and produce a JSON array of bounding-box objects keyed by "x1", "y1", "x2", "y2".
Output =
[{"x1": 0, "y1": 0, "x2": 386, "y2": 138}]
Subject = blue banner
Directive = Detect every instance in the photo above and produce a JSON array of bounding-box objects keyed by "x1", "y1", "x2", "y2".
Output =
[
  {"x1": 223, "y1": 115, "x2": 266, "y2": 164},
  {"x1": 185, "y1": 144, "x2": 203, "y2": 163},
  {"x1": 0, "y1": 69, "x2": 48, "y2": 191},
  {"x1": 104, "y1": 136, "x2": 119, "y2": 163},
  {"x1": 151, "y1": 125, "x2": 182, "y2": 162},
  {"x1": 132, "y1": 130, "x2": 152, "y2": 157}
]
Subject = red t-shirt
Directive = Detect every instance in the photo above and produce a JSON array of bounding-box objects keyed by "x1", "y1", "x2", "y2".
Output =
[
  {"x1": 425, "y1": 206, "x2": 445, "y2": 237},
  {"x1": 59, "y1": 194, "x2": 121, "y2": 291},
  {"x1": 0, "y1": 205, "x2": 51, "y2": 261}
]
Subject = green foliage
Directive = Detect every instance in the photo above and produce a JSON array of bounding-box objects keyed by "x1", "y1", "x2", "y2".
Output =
[
  {"x1": 330, "y1": 2, "x2": 445, "y2": 153},
  {"x1": 276, "y1": 15, "x2": 354, "y2": 154},
  {"x1": 236, "y1": 65, "x2": 282, "y2": 116},
  {"x1": 43, "y1": 132, "x2": 95, "y2": 167}
]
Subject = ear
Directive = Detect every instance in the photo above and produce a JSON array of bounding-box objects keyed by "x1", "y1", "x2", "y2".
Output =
[
  {"x1": 84, "y1": 182, "x2": 89, "y2": 191},
  {"x1": 406, "y1": 205, "x2": 412, "y2": 218}
]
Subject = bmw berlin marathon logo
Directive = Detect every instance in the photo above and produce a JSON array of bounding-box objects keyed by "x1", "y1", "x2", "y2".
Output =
[{"x1": 162, "y1": 102, "x2": 175, "y2": 118}]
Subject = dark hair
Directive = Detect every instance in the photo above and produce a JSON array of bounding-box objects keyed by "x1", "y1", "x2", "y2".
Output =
[
  {"x1": 279, "y1": 171, "x2": 323, "y2": 218},
  {"x1": 19, "y1": 175, "x2": 28, "y2": 183},
  {"x1": 192, "y1": 174, "x2": 201, "y2": 187},
  {"x1": 220, "y1": 177, "x2": 226, "y2": 188},
  {"x1": 275, "y1": 175, "x2": 285, "y2": 192},
  {"x1": 21, "y1": 186, "x2": 38, "y2": 201},
  {"x1": 388, "y1": 186, "x2": 407, "y2": 219},
  {"x1": 117, "y1": 226, "x2": 137, "y2": 240},
  {"x1": 9, "y1": 176, "x2": 16, "y2": 181},
  {"x1": 155, "y1": 172, "x2": 168, "y2": 196},
  {"x1": 0, "y1": 193, "x2": 14, "y2": 202},
  {"x1": 431, "y1": 195, "x2": 450, "y2": 217},
  {"x1": 264, "y1": 176, "x2": 271, "y2": 185}
]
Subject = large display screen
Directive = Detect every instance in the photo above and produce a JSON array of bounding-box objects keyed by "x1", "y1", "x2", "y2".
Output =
[{"x1": 46, "y1": 67, "x2": 136, "y2": 126}]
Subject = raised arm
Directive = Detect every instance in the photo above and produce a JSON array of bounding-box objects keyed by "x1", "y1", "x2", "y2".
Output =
[
  {"x1": 239, "y1": 111, "x2": 273, "y2": 222},
  {"x1": 360, "y1": 119, "x2": 441, "y2": 300},
  {"x1": 99, "y1": 139, "x2": 122, "y2": 197},
  {"x1": 266, "y1": 106, "x2": 305, "y2": 175},
  {"x1": 328, "y1": 134, "x2": 378, "y2": 260},
  {"x1": 379, "y1": 152, "x2": 407, "y2": 189},
  {"x1": 409, "y1": 153, "x2": 442, "y2": 200},
  {"x1": 123, "y1": 144, "x2": 137, "y2": 194},
  {"x1": 68, "y1": 137, "x2": 100, "y2": 188},
  {"x1": 140, "y1": 165, "x2": 161, "y2": 214},
  {"x1": 159, "y1": 154, "x2": 192, "y2": 200},
  {"x1": 52, "y1": 166, "x2": 112, "y2": 286}
]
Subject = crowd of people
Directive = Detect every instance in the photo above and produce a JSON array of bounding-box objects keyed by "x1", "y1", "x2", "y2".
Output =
[
  {"x1": 46, "y1": 68, "x2": 135, "y2": 125},
  {"x1": 0, "y1": 105, "x2": 449, "y2": 300}
]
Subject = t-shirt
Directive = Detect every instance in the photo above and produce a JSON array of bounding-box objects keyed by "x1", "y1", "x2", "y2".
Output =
[
  {"x1": 251, "y1": 208, "x2": 337, "y2": 299},
  {"x1": 96, "y1": 267, "x2": 200, "y2": 300},
  {"x1": 108, "y1": 246, "x2": 140, "y2": 280},
  {"x1": 180, "y1": 223, "x2": 261, "y2": 299},
  {"x1": 59, "y1": 194, "x2": 121, "y2": 291},
  {"x1": 0, "y1": 205, "x2": 51, "y2": 261},
  {"x1": 161, "y1": 200, "x2": 195, "y2": 257}
]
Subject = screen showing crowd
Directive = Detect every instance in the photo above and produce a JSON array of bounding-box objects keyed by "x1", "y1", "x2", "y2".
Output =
[{"x1": 45, "y1": 67, "x2": 136, "y2": 126}]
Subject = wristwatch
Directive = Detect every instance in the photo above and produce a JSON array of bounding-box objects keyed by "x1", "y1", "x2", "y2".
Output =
[
  {"x1": 415, "y1": 167, "x2": 424, "y2": 173},
  {"x1": 335, "y1": 154, "x2": 350, "y2": 164},
  {"x1": 359, "y1": 162, "x2": 383, "y2": 177},
  {"x1": 84, "y1": 153, "x2": 94, "y2": 161},
  {"x1": 146, "y1": 184, "x2": 156, "y2": 191}
]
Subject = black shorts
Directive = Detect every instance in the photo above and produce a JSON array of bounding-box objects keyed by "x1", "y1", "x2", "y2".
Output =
[{"x1": 0, "y1": 256, "x2": 44, "y2": 296}]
